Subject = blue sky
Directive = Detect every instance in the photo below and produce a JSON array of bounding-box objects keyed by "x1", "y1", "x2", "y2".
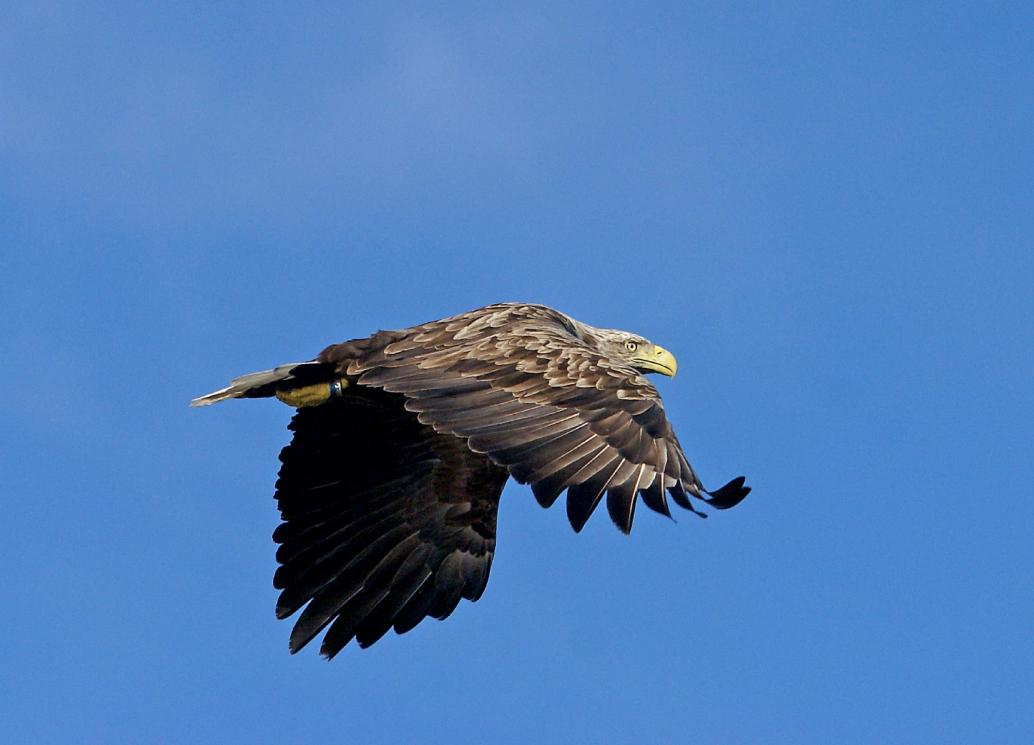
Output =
[{"x1": 3, "y1": 2, "x2": 1032, "y2": 743}]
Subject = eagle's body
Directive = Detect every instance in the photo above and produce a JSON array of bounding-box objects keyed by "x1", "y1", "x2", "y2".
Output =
[{"x1": 193, "y1": 303, "x2": 749, "y2": 658}]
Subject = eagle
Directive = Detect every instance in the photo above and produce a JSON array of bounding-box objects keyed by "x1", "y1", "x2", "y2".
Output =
[{"x1": 193, "y1": 302, "x2": 749, "y2": 658}]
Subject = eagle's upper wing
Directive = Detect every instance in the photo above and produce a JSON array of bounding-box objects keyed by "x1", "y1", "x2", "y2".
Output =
[{"x1": 320, "y1": 304, "x2": 748, "y2": 533}]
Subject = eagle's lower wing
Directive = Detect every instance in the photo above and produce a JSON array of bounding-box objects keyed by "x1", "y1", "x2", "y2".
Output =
[
  {"x1": 273, "y1": 388, "x2": 508, "y2": 658},
  {"x1": 320, "y1": 307, "x2": 748, "y2": 533}
]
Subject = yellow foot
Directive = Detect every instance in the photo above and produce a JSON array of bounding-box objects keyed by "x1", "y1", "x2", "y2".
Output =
[{"x1": 275, "y1": 379, "x2": 348, "y2": 408}]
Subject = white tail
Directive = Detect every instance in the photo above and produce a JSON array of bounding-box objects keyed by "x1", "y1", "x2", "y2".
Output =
[{"x1": 190, "y1": 362, "x2": 309, "y2": 407}]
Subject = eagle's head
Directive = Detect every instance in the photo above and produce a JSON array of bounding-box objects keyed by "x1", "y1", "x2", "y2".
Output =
[{"x1": 575, "y1": 324, "x2": 678, "y2": 377}]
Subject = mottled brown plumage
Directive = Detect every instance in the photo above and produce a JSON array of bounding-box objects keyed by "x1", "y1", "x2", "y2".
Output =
[{"x1": 193, "y1": 302, "x2": 749, "y2": 657}]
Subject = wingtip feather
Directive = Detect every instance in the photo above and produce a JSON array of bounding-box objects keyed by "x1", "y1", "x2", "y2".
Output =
[{"x1": 703, "y1": 476, "x2": 751, "y2": 509}]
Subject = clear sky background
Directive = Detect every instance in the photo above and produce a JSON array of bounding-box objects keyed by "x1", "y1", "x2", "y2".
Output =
[{"x1": 3, "y1": 2, "x2": 1032, "y2": 743}]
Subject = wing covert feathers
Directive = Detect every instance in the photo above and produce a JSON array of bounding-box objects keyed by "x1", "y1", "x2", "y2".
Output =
[{"x1": 316, "y1": 303, "x2": 749, "y2": 534}]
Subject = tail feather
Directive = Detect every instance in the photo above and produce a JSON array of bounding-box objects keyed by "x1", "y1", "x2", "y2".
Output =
[{"x1": 191, "y1": 361, "x2": 319, "y2": 407}]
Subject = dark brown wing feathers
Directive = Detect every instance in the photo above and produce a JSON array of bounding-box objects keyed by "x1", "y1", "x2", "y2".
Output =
[{"x1": 273, "y1": 388, "x2": 507, "y2": 657}]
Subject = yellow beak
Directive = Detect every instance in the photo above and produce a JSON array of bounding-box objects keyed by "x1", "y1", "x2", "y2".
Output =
[{"x1": 632, "y1": 344, "x2": 678, "y2": 377}]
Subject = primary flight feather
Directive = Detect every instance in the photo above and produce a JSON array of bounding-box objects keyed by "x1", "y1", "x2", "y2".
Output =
[{"x1": 193, "y1": 302, "x2": 750, "y2": 658}]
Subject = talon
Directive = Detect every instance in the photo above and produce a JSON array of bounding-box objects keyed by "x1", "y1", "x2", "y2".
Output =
[{"x1": 275, "y1": 378, "x2": 348, "y2": 408}]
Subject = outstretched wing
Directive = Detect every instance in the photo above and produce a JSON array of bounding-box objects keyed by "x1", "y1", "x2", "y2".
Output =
[
  {"x1": 320, "y1": 304, "x2": 749, "y2": 534},
  {"x1": 273, "y1": 387, "x2": 508, "y2": 658}
]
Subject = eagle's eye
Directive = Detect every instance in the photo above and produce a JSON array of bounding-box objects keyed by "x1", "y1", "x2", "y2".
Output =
[{"x1": 625, "y1": 341, "x2": 638, "y2": 352}]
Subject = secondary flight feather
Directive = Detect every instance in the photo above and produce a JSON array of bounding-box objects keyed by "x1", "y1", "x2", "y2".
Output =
[{"x1": 193, "y1": 302, "x2": 750, "y2": 658}]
